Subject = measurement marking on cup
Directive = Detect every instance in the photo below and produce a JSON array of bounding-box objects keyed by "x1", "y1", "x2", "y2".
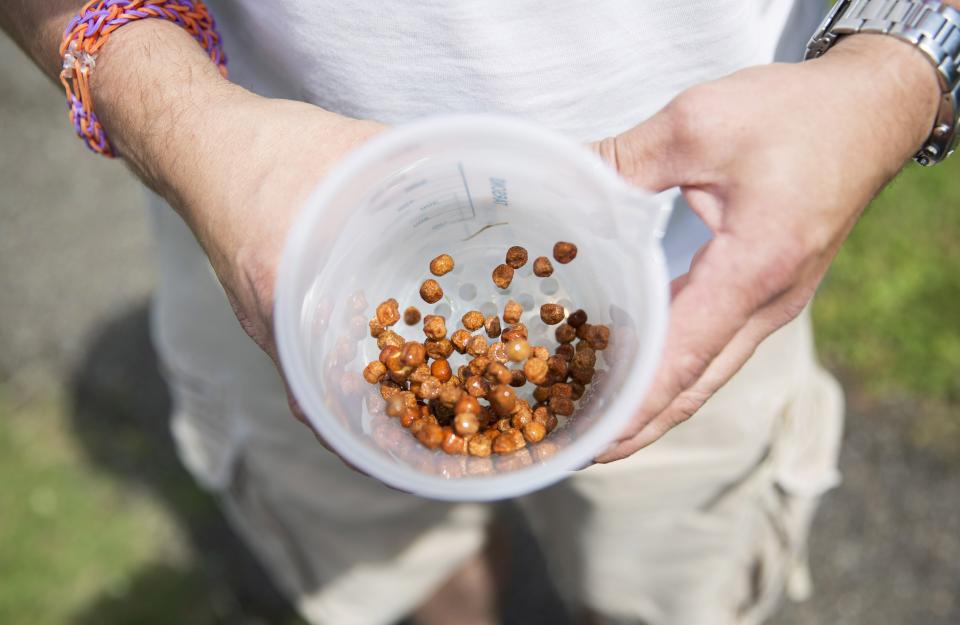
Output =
[
  {"x1": 458, "y1": 162, "x2": 477, "y2": 221},
  {"x1": 491, "y1": 177, "x2": 508, "y2": 207},
  {"x1": 462, "y1": 222, "x2": 509, "y2": 241}
]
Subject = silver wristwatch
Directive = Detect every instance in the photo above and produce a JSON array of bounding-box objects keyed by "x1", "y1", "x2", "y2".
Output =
[{"x1": 806, "y1": 0, "x2": 960, "y2": 166}]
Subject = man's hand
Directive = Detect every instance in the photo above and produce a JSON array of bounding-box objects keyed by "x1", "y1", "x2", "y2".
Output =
[
  {"x1": 593, "y1": 35, "x2": 941, "y2": 462},
  {"x1": 85, "y1": 20, "x2": 384, "y2": 431},
  {"x1": 0, "y1": 12, "x2": 383, "y2": 437}
]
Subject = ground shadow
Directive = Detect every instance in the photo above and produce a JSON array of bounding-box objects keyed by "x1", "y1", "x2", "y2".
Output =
[
  {"x1": 65, "y1": 301, "x2": 302, "y2": 625},
  {"x1": 62, "y1": 301, "x2": 575, "y2": 625}
]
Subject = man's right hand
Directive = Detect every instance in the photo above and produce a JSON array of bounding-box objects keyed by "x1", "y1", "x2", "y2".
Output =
[{"x1": 64, "y1": 18, "x2": 383, "y2": 433}]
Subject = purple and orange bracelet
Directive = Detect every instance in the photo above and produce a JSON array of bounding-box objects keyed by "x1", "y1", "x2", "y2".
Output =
[{"x1": 59, "y1": 0, "x2": 227, "y2": 157}]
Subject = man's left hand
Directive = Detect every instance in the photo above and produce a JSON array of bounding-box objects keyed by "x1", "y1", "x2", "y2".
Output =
[{"x1": 594, "y1": 35, "x2": 940, "y2": 462}]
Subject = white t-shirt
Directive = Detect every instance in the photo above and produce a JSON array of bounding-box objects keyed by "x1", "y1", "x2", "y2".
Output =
[{"x1": 149, "y1": 0, "x2": 822, "y2": 451}]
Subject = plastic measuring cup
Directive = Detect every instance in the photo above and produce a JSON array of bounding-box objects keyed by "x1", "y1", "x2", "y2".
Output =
[{"x1": 275, "y1": 115, "x2": 673, "y2": 501}]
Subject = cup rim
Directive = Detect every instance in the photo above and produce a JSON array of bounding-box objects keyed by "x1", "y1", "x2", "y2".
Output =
[{"x1": 275, "y1": 114, "x2": 670, "y2": 500}]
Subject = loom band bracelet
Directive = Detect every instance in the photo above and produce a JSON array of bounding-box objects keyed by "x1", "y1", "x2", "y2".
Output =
[{"x1": 59, "y1": 0, "x2": 228, "y2": 157}]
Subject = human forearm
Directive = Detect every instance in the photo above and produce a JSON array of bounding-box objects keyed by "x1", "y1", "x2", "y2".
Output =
[
  {"x1": 1, "y1": 4, "x2": 246, "y2": 217},
  {"x1": 0, "y1": 1, "x2": 82, "y2": 79},
  {"x1": 595, "y1": 3, "x2": 960, "y2": 461},
  {"x1": 1, "y1": 3, "x2": 381, "y2": 441}
]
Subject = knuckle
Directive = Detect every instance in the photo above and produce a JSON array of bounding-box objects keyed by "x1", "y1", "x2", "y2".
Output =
[
  {"x1": 663, "y1": 87, "x2": 712, "y2": 148},
  {"x1": 674, "y1": 348, "x2": 712, "y2": 391}
]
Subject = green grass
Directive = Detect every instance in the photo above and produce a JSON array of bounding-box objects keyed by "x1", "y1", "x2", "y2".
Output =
[
  {"x1": 813, "y1": 159, "x2": 960, "y2": 404},
  {"x1": 0, "y1": 386, "x2": 216, "y2": 625}
]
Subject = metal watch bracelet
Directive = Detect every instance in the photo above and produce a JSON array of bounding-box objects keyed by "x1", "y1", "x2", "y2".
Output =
[{"x1": 806, "y1": 0, "x2": 960, "y2": 166}]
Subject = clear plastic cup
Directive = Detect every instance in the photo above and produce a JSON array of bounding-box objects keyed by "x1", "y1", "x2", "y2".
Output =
[{"x1": 275, "y1": 115, "x2": 672, "y2": 501}]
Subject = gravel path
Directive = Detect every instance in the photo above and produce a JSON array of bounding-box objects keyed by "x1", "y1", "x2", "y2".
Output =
[{"x1": 2, "y1": 33, "x2": 957, "y2": 624}]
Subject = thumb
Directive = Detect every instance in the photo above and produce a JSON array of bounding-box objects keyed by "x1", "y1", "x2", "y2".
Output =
[{"x1": 590, "y1": 107, "x2": 686, "y2": 193}]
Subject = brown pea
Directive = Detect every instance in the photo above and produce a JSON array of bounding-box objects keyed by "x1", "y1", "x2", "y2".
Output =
[
  {"x1": 555, "y1": 323, "x2": 576, "y2": 344},
  {"x1": 546, "y1": 356, "x2": 568, "y2": 381},
  {"x1": 503, "y1": 299, "x2": 523, "y2": 324},
  {"x1": 376, "y1": 330, "x2": 404, "y2": 350},
  {"x1": 585, "y1": 324, "x2": 611, "y2": 350},
  {"x1": 532, "y1": 406, "x2": 559, "y2": 432},
  {"x1": 549, "y1": 396, "x2": 575, "y2": 416},
  {"x1": 485, "y1": 362, "x2": 513, "y2": 385},
  {"x1": 409, "y1": 418, "x2": 428, "y2": 435},
  {"x1": 505, "y1": 245, "x2": 528, "y2": 269},
  {"x1": 522, "y1": 421, "x2": 547, "y2": 444},
  {"x1": 567, "y1": 309, "x2": 588, "y2": 328},
  {"x1": 400, "y1": 341, "x2": 426, "y2": 367},
  {"x1": 553, "y1": 241, "x2": 577, "y2": 264},
  {"x1": 439, "y1": 384, "x2": 463, "y2": 407},
  {"x1": 388, "y1": 369, "x2": 410, "y2": 385},
  {"x1": 468, "y1": 434, "x2": 493, "y2": 457},
  {"x1": 433, "y1": 399, "x2": 455, "y2": 422},
  {"x1": 376, "y1": 298, "x2": 401, "y2": 326},
  {"x1": 408, "y1": 363, "x2": 432, "y2": 383},
  {"x1": 455, "y1": 395, "x2": 481, "y2": 415},
  {"x1": 424, "y1": 338, "x2": 454, "y2": 360},
  {"x1": 441, "y1": 429, "x2": 467, "y2": 455},
  {"x1": 369, "y1": 318, "x2": 385, "y2": 338},
  {"x1": 570, "y1": 366, "x2": 595, "y2": 385},
  {"x1": 509, "y1": 369, "x2": 527, "y2": 387},
  {"x1": 379, "y1": 380, "x2": 402, "y2": 400},
  {"x1": 532, "y1": 346, "x2": 550, "y2": 361},
  {"x1": 488, "y1": 341, "x2": 508, "y2": 364},
  {"x1": 429, "y1": 253, "x2": 455, "y2": 276},
  {"x1": 416, "y1": 423, "x2": 444, "y2": 449},
  {"x1": 467, "y1": 335, "x2": 488, "y2": 357},
  {"x1": 575, "y1": 322, "x2": 592, "y2": 340},
  {"x1": 492, "y1": 428, "x2": 526, "y2": 454},
  {"x1": 573, "y1": 347, "x2": 597, "y2": 369},
  {"x1": 465, "y1": 375, "x2": 490, "y2": 398},
  {"x1": 495, "y1": 418, "x2": 513, "y2": 432},
  {"x1": 524, "y1": 358, "x2": 549, "y2": 385},
  {"x1": 400, "y1": 407, "x2": 419, "y2": 428},
  {"x1": 492, "y1": 263, "x2": 514, "y2": 289},
  {"x1": 454, "y1": 412, "x2": 480, "y2": 436},
  {"x1": 462, "y1": 310, "x2": 485, "y2": 331},
  {"x1": 403, "y1": 306, "x2": 422, "y2": 325},
  {"x1": 386, "y1": 394, "x2": 407, "y2": 418},
  {"x1": 570, "y1": 381, "x2": 586, "y2": 400},
  {"x1": 532, "y1": 385, "x2": 551, "y2": 403},
  {"x1": 457, "y1": 364, "x2": 471, "y2": 382},
  {"x1": 511, "y1": 408, "x2": 533, "y2": 429},
  {"x1": 420, "y1": 279, "x2": 443, "y2": 303},
  {"x1": 551, "y1": 383, "x2": 573, "y2": 399},
  {"x1": 416, "y1": 377, "x2": 442, "y2": 400},
  {"x1": 532, "y1": 256, "x2": 553, "y2": 277},
  {"x1": 501, "y1": 324, "x2": 528, "y2": 343},
  {"x1": 431, "y1": 358, "x2": 452, "y2": 383},
  {"x1": 384, "y1": 348, "x2": 408, "y2": 374},
  {"x1": 506, "y1": 339, "x2": 531, "y2": 362},
  {"x1": 484, "y1": 315, "x2": 502, "y2": 338},
  {"x1": 451, "y1": 329, "x2": 472, "y2": 353},
  {"x1": 511, "y1": 398, "x2": 531, "y2": 415},
  {"x1": 379, "y1": 344, "x2": 400, "y2": 364},
  {"x1": 555, "y1": 343, "x2": 575, "y2": 361},
  {"x1": 540, "y1": 303, "x2": 565, "y2": 325},
  {"x1": 489, "y1": 384, "x2": 517, "y2": 416},
  {"x1": 469, "y1": 355, "x2": 492, "y2": 376},
  {"x1": 363, "y1": 361, "x2": 387, "y2": 384},
  {"x1": 423, "y1": 314, "x2": 447, "y2": 340}
]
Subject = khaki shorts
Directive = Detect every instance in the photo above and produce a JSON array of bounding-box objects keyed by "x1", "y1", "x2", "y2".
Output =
[{"x1": 164, "y1": 308, "x2": 843, "y2": 625}]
